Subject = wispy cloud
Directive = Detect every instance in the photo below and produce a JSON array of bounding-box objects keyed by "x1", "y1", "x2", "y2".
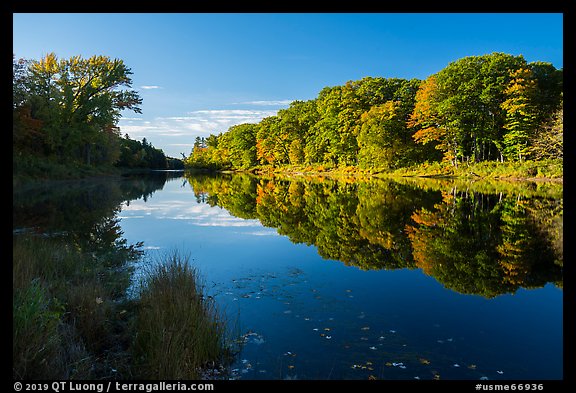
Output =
[
  {"x1": 117, "y1": 105, "x2": 285, "y2": 157},
  {"x1": 121, "y1": 200, "x2": 268, "y2": 230},
  {"x1": 119, "y1": 109, "x2": 277, "y2": 139},
  {"x1": 140, "y1": 85, "x2": 162, "y2": 90},
  {"x1": 235, "y1": 100, "x2": 294, "y2": 106}
]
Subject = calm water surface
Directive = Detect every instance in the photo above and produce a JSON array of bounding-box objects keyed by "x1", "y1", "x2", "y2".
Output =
[{"x1": 13, "y1": 172, "x2": 563, "y2": 380}]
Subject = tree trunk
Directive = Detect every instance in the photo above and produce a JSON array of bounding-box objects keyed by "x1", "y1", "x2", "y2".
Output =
[{"x1": 85, "y1": 143, "x2": 91, "y2": 166}]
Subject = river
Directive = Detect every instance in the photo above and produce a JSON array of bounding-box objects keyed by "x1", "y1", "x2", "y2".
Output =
[{"x1": 13, "y1": 171, "x2": 563, "y2": 380}]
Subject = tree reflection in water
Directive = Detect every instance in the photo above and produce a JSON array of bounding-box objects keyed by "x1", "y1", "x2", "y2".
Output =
[{"x1": 186, "y1": 173, "x2": 563, "y2": 298}]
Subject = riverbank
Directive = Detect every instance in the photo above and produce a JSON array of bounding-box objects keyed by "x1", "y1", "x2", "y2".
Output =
[
  {"x1": 233, "y1": 159, "x2": 563, "y2": 183},
  {"x1": 13, "y1": 153, "x2": 184, "y2": 189},
  {"x1": 13, "y1": 235, "x2": 234, "y2": 380}
]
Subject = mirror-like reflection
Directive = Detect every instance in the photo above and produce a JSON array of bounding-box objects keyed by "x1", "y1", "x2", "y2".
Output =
[
  {"x1": 13, "y1": 171, "x2": 563, "y2": 380},
  {"x1": 186, "y1": 173, "x2": 563, "y2": 297}
]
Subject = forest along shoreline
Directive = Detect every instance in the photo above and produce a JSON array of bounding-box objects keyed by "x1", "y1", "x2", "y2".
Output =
[{"x1": 13, "y1": 50, "x2": 562, "y2": 380}]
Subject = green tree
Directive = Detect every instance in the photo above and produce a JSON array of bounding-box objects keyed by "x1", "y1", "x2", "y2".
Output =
[
  {"x1": 500, "y1": 68, "x2": 538, "y2": 161},
  {"x1": 357, "y1": 101, "x2": 405, "y2": 169},
  {"x1": 527, "y1": 99, "x2": 563, "y2": 160},
  {"x1": 19, "y1": 53, "x2": 142, "y2": 166}
]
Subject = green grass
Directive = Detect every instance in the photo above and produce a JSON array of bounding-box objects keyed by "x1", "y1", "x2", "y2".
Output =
[
  {"x1": 13, "y1": 235, "x2": 234, "y2": 379},
  {"x1": 132, "y1": 252, "x2": 234, "y2": 379},
  {"x1": 13, "y1": 236, "x2": 103, "y2": 379}
]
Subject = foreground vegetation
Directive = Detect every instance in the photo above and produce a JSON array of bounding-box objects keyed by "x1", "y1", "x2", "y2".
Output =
[{"x1": 13, "y1": 235, "x2": 233, "y2": 379}]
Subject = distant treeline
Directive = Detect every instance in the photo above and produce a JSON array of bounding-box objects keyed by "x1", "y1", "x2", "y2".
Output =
[
  {"x1": 185, "y1": 52, "x2": 562, "y2": 171},
  {"x1": 13, "y1": 53, "x2": 183, "y2": 173}
]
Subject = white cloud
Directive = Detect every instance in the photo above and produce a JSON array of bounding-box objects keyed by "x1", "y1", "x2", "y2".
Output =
[
  {"x1": 140, "y1": 85, "x2": 162, "y2": 90},
  {"x1": 117, "y1": 105, "x2": 283, "y2": 157},
  {"x1": 121, "y1": 199, "x2": 265, "y2": 228},
  {"x1": 236, "y1": 100, "x2": 293, "y2": 106}
]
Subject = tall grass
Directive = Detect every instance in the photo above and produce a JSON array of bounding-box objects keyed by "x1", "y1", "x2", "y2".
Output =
[
  {"x1": 132, "y1": 252, "x2": 233, "y2": 379},
  {"x1": 13, "y1": 235, "x2": 234, "y2": 379},
  {"x1": 13, "y1": 236, "x2": 101, "y2": 379}
]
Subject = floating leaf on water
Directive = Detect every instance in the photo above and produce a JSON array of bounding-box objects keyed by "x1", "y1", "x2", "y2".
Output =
[
  {"x1": 414, "y1": 376, "x2": 420, "y2": 380},
  {"x1": 241, "y1": 359, "x2": 248, "y2": 364},
  {"x1": 320, "y1": 333, "x2": 326, "y2": 337},
  {"x1": 385, "y1": 362, "x2": 392, "y2": 367},
  {"x1": 313, "y1": 328, "x2": 319, "y2": 331},
  {"x1": 324, "y1": 327, "x2": 331, "y2": 331},
  {"x1": 283, "y1": 310, "x2": 292, "y2": 314},
  {"x1": 346, "y1": 289, "x2": 352, "y2": 293},
  {"x1": 368, "y1": 375, "x2": 377, "y2": 380},
  {"x1": 480, "y1": 376, "x2": 489, "y2": 380},
  {"x1": 434, "y1": 373, "x2": 441, "y2": 380},
  {"x1": 389, "y1": 330, "x2": 396, "y2": 333},
  {"x1": 361, "y1": 326, "x2": 370, "y2": 331},
  {"x1": 419, "y1": 358, "x2": 431, "y2": 365},
  {"x1": 288, "y1": 365, "x2": 295, "y2": 369},
  {"x1": 369, "y1": 346, "x2": 377, "y2": 350},
  {"x1": 360, "y1": 337, "x2": 369, "y2": 341},
  {"x1": 326, "y1": 336, "x2": 332, "y2": 339},
  {"x1": 446, "y1": 338, "x2": 453, "y2": 342},
  {"x1": 468, "y1": 364, "x2": 477, "y2": 370},
  {"x1": 437, "y1": 340, "x2": 444, "y2": 344},
  {"x1": 497, "y1": 370, "x2": 504, "y2": 375},
  {"x1": 366, "y1": 361, "x2": 373, "y2": 366},
  {"x1": 399, "y1": 365, "x2": 407, "y2": 369},
  {"x1": 304, "y1": 317, "x2": 310, "y2": 321},
  {"x1": 453, "y1": 364, "x2": 460, "y2": 368},
  {"x1": 378, "y1": 336, "x2": 385, "y2": 340}
]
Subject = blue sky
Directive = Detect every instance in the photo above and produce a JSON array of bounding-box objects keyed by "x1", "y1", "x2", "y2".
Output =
[{"x1": 13, "y1": 13, "x2": 563, "y2": 158}]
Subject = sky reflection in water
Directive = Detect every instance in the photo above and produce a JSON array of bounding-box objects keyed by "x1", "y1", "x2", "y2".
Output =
[{"x1": 118, "y1": 175, "x2": 562, "y2": 380}]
